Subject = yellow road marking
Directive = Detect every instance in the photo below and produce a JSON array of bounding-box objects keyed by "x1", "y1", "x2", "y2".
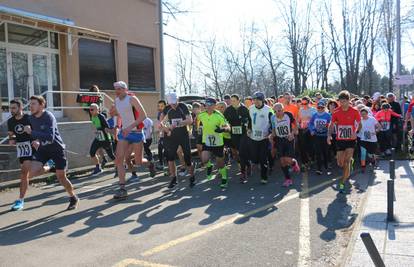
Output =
[
  {"x1": 141, "y1": 176, "x2": 340, "y2": 257},
  {"x1": 112, "y1": 258, "x2": 176, "y2": 267}
]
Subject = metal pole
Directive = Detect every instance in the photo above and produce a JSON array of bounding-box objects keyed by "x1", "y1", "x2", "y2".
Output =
[
  {"x1": 360, "y1": 233, "x2": 386, "y2": 267},
  {"x1": 158, "y1": 0, "x2": 165, "y2": 100},
  {"x1": 387, "y1": 180, "x2": 395, "y2": 221},
  {"x1": 395, "y1": 0, "x2": 401, "y2": 98},
  {"x1": 390, "y1": 160, "x2": 395, "y2": 180}
]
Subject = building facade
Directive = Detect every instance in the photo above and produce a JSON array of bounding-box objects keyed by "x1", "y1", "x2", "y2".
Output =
[{"x1": 0, "y1": 0, "x2": 161, "y2": 121}]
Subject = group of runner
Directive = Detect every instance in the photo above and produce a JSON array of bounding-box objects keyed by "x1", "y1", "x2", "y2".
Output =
[{"x1": 7, "y1": 80, "x2": 413, "y2": 211}]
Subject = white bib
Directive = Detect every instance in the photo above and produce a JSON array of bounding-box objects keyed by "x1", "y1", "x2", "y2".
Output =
[
  {"x1": 205, "y1": 133, "x2": 220, "y2": 147},
  {"x1": 16, "y1": 141, "x2": 32, "y2": 158},
  {"x1": 96, "y1": 131, "x2": 106, "y2": 141},
  {"x1": 337, "y1": 125, "x2": 353, "y2": 139},
  {"x1": 232, "y1": 126, "x2": 242, "y2": 135}
]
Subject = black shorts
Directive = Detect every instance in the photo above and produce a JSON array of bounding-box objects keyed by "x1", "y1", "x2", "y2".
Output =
[
  {"x1": 32, "y1": 146, "x2": 67, "y2": 170},
  {"x1": 19, "y1": 156, "x2": 32, "y2": 164},
  {"x1": 196, "y1": 134, "x2": 203, "y2": 145},
  {"x1": 275, "y1": 138, "x2": 295, "y2": 158},
  {"x1": 360, "y1": 141, "x2": 378, "y2": 154},
  {"x1": 164, "y1": 132, "x2": 192, "y2": 165},
  {"x1": 230, "y1": 135, "x2": 242, "y2": 149},
  {"x1": 336, "y1": 140, "x2": 356, "y2": 151},
  {"x1": 202, "y1": 145, "x2": 224, "y2": 158}
]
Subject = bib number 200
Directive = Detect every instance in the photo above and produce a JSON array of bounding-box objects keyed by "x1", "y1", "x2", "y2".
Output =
[{"x1": 338, "y1": 126, "x2": 352, "y2": 139}]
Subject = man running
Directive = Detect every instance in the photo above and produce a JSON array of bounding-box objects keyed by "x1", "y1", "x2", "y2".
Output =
[
  {"x1": 248, "y1": 92, "x2": 273, "y2": 184},
  {"x1": 24, "y1": 95, "x2": 79, "y2": 210},
  {"x1": 89, "y1": 103, "x2": 115, "y2": 175},
  {"x1": 271, "y1": 103, "x2": 301, "y2": 187},
  {"x1": 197, "y1": 98, "x2": 231, "y2": 188},
  {"x1": 112, "y1": 81, "x2": 155, "y2": 200},
  {"x1": 8, "y1": 99, "x2": 34, "y2": 211},
  {"x1": 327, "y1": 90, "x2": 361, "y2": 193},
  {"x1": 224, "y1": 94, "x2": 251, "y2": 183},
  {"x1": 160, "y1": 92, "x2": 196, "y2": 189}
]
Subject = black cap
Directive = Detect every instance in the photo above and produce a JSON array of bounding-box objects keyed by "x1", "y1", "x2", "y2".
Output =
[{"x1": 206, "y1": 97, "x2": 217, "y2": 106}]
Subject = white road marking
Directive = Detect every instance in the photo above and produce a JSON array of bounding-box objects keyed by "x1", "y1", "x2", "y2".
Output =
[
  {"x1": 112, "y1": 258, "x2": 176, "y2": 267},
  {"x1": 298, "y1": 172, "x2": 311, "y2": 267}
]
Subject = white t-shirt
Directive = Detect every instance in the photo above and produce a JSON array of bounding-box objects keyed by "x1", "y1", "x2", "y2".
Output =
[
  {"x1": 143, "y1": 118, "x2": 153, "y2": 140},
  {"x1": 358, "y1": 116, "x2": 378, "y2": 142},
  {"x1": 249, "y1": 105, "x2": 273, "y2": 141}
]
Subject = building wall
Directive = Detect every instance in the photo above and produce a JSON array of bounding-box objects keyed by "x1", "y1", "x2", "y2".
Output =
[{"x1": 2, "y1": 0, "x2": 161, "y2": 119}]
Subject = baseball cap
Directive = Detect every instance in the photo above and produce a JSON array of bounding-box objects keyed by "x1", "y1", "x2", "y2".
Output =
[
  {"x1": 166, "y1": 92, "x2": 178, "y2": 104},
  {"x1": 223, "y1": 94, "x2": 231, "y2": 100},
  {"x1": 253, "y1": 91, "x2": 265, "y2": 101},
  {"x1": 113, "y1": 81, "x2": 128, "y2": 89},
  {"x1": 205, "y1": 97, "x2": 217, "y2": 106},
  {"x1": 386, "y1": 92, "x2": 395, "y2": 98},
  {"x1": 317, "y1": 99, "x2": 326, "y2": 107}
]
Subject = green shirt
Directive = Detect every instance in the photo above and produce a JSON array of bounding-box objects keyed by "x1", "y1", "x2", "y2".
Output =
[
  {"x1": 91, "y1": 114, "x2": 111, "y2": 141},
  {"x1": 197, "y1": 110, "x2": 228, "y2": 147}
]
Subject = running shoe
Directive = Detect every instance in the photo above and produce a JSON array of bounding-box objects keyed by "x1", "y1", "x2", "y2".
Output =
[
  {"x1": 11, "y1": 199, "x2": 24, "y2": 211},
  {"x1": 91, "y1": 166, "x2": 102, "y2": 176},
  {"x1": 292, "y1": 160, "x2": 300, "y2": 173},
  {"x1": 207, "y1": 166, "x2": 213, "y2": 181},
  {"x1": 167, "y1": 177, "x2": 178, "y2": 189},
  {"x1": 261, "y1": 178, "x2": 268, "y2": 184},
  {"x1": 178, "y1": 168, "x2": 187, "y2": 176},
  {"x1": 240, "y1": 173, "x2": 247, "y2": 184},
  {"x1": 316, "y1": 170, "x2": 323, "y2": 175},
  {"x1": 129, "y1": 172, "x2": 139, "y2": 182},
  {"x1": 149, "y1": 162, "x2": 156, "y2": 177},
  {"x1": 220, "y1": 178, "x2": 228, "y2": 188},
  {"x1": 101, "y1": 158, "x2": 108, "y2": 169},
  {"x1": 283, "y1": 178, "x2": 293, "y2": 187},
  {"x1": 338, "y1": 182, "x2": 345, "y2": 193},
  {"x1": 113, "y1": 188, "x2": 128, "y2": 200},
  {"x1": 326, "y1": 170, "x2": 332, "y2": 176},
  {"x1": 67, "y1": 196, "x2": 79, "y2": 210},
  {"x1": 189, "y1": 176, "x2": 196, "y2": 188}
]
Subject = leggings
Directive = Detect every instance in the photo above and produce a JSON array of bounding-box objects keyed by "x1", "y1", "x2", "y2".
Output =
[
  {"x1": 144, "y1": 138, "x2": 153, "y2": 161},
  {"x1": 89, "y1": 139, "x2": 115, "y2": 160},
  {"x1": 314, "y1": 135, "x2": 329, "y2": 171},
  {"x1": 158, "y1": 137, "x2": 165, "y2": 165},
  {"x1": 298, "y1": 129, "x2": 313, "y2": 165}
]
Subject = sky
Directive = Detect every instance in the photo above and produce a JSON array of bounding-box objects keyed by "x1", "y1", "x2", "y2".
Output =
[{"x1": 163, "y1": 0, "x2": 414, "y2": 94}]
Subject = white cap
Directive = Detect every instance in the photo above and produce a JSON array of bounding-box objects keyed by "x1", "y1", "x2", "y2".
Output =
[
  {"x1": 113, "y1": 81, "x2": 128, "y2": 89},
  {"x1": 372, "y1": 92, "x2": 381, "y2": 101},
  {"x1": 166, "y1": 92, "x2": 178, "y2": 104},
  {"x1": 386, "y1": 92, "x2": 395, "y2": 98}
]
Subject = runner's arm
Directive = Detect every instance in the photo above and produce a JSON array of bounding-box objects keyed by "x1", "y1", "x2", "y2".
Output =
[{"x1": 126, "y1": 96, "x2": 147, "y2": 130}]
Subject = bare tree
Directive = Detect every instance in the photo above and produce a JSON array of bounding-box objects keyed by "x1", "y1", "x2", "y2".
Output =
[
  {"x1": 380, "y1": 0, "x2": 396, "y2": 92},
  {"x1": 176, "y1": 42, "x2": 195, "y2": 94}
]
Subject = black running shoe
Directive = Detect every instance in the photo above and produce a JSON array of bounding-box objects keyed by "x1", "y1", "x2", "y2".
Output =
[
  {"x1": 67, "y1": 196, "x2": 79, "y2": 210},
  {"x1": 189, "y1": 176, "x2": 196, "y2": 188},
  {"x1": 168, "y1": 177, "x2": 178, "y2": 189},
  {"x1": 149, "y1": 162, "x2": 156, "y2": 177},
  {"x1": 113, "y1": 188, "x2": 128, "y2": 200}
]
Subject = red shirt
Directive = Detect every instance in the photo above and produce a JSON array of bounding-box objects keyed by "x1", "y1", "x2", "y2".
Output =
[
  {"x1": 407, "y1": 100, "x2": 414, "y2": 114},
  {"x1": 375, "y1": 109, "x2": 401, "y2": 131},
  {"x1": 331, "y1": 106, "x2": 361, "y2": 140}
]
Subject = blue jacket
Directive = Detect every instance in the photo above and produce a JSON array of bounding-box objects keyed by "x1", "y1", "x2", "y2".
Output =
[{"x1": 309, "y1": 112, "x2": 331, "y2": 137}]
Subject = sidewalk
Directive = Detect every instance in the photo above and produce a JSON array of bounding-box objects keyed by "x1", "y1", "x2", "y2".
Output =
[{"x1": 347, "y1": 160, "x2": 414, "y2": 266}]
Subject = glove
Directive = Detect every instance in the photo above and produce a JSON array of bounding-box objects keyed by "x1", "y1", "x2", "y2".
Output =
[{"x1": 215, "y1": 126, "x2": 225, "y2": 133}]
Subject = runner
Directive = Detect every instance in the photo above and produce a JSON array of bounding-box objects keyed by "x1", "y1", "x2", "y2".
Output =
[
  {"x1": 8, "y1": 99, "x2": 34, "y2": 211},
  {"x1": 197, "y1": 98, "x2": 231, "y2": 188},
  {"x1": 297, "y1": 96, "x2": 317, "y2": 170},
  {"x1": 112, "y1": 81, "x2": 155, "y2": 200},
  {"x1": 375, "y1": 102, "x2": 402, "y2": 156},
  {"x1": 89, "y1": 103, "x2": 115, "y2": 175},
  {"x1": 309, "y1": 100, "x2": 332, "y2": 175},
  {"x1": 248, "y1": 92, "x2": 273, "y2": 184},
  {"x1": 216, "y1": 101, "x2": 232, "y2": 165},
  {"x1": 223, "y1": 94, "x2": 251, "y2": 183},
  {"x1": 327, "y1": 90, "x2": 361, "y2": 193},
  {"x1": 160, "y1": 92, "x2": 196, "y2": 189},
  {"x1": 192, "y1": 102, "x2": 204, "y2": 163},
  {"x1": 156, "y1": 100, "x2": 167, "y2": 170},
  {"x1": 24, "y1": 95, "x2": 79, "y2": 210},
  {"x1": 358, "y1": 107, "x2": 381, "y2": 172},
  {"x1": 270, "y1": 103, "x2": 300, "y2": 187}
]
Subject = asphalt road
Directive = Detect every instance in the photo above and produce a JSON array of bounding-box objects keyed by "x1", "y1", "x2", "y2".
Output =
[{"x1": 0, "y1": 161, "x2": 372, "y2": 267}]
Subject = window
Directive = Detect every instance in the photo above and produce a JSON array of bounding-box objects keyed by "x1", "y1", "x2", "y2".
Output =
[
  {"x1": 0, "y1": 24, "x2": 5, "y2": 42},
  {"x1": 7, "y1": 24, "x2": 48, "y2": 47},
  {"x1": 78, "y1": 39, "x2": 116, "y2": 90},
  {"x1": 127, "y1": 43, "x2": 156, "y2": 91},
  {"x1": 52, "y1": 54, "x2": 61, "y2": 108},
  {"x1": 50, "y1": 32, "x2": 59, "y2": 49}
]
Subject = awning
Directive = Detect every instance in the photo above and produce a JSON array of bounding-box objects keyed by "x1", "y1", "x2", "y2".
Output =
[{"x1": 0, "y1": 5, "x2": 114, "y2": 43}]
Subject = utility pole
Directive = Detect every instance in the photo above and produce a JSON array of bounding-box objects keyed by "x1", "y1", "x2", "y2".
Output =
[
  {"x1": 158, "y1": 0, "x2": 166, "y2": 100},
  {"x1": 395, "y1": 0, "x2": 401, "y2": 98}
]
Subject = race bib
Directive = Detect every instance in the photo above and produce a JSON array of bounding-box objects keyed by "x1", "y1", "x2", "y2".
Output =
[
  {"x1": 205, "y1": 134, "x2": 220, "y2": 147},
  {"x1": 363, "y1": 131, "x2": 371, "y2": 140},
  {"x1": 16, "y1": 141, "x2": 32, "y2": 158},
  {"x1": 314, "y1": 119, "x2": 327, "y2": 132},
  {"x1": 380, "y1": 121, "x2": 390, "y2": 131},
  {"x1": 337, "y1": 125, "x2": 353, "y2": 140},
  {"x1": 275, "y1": 121, "x2": 290, "y2": 138},
  {"x1": 171, "y1": 118, "x2": 183, "y2": 127},
  {"x1": 253, "y1": 130, "x2": 263, "y2": 139},
  {"x1": 96, "y1": 130, "x2": 106, "y2": 141},
  {"x1": 232, "y1": 126, "x2": 242, "y2": 135}
]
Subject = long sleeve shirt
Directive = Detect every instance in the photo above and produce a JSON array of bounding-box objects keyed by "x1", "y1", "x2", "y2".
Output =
[
  {"x1": 29, "y1": 110, "x2": 65, "y2": 149},
  {"x1": 309, "y1": 112, "x2": 331, "y2": 136}
]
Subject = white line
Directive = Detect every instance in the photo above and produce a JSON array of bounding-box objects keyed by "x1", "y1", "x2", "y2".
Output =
[{"x1": 298, "y1": 172, "x2": 311, "y2": 267}]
